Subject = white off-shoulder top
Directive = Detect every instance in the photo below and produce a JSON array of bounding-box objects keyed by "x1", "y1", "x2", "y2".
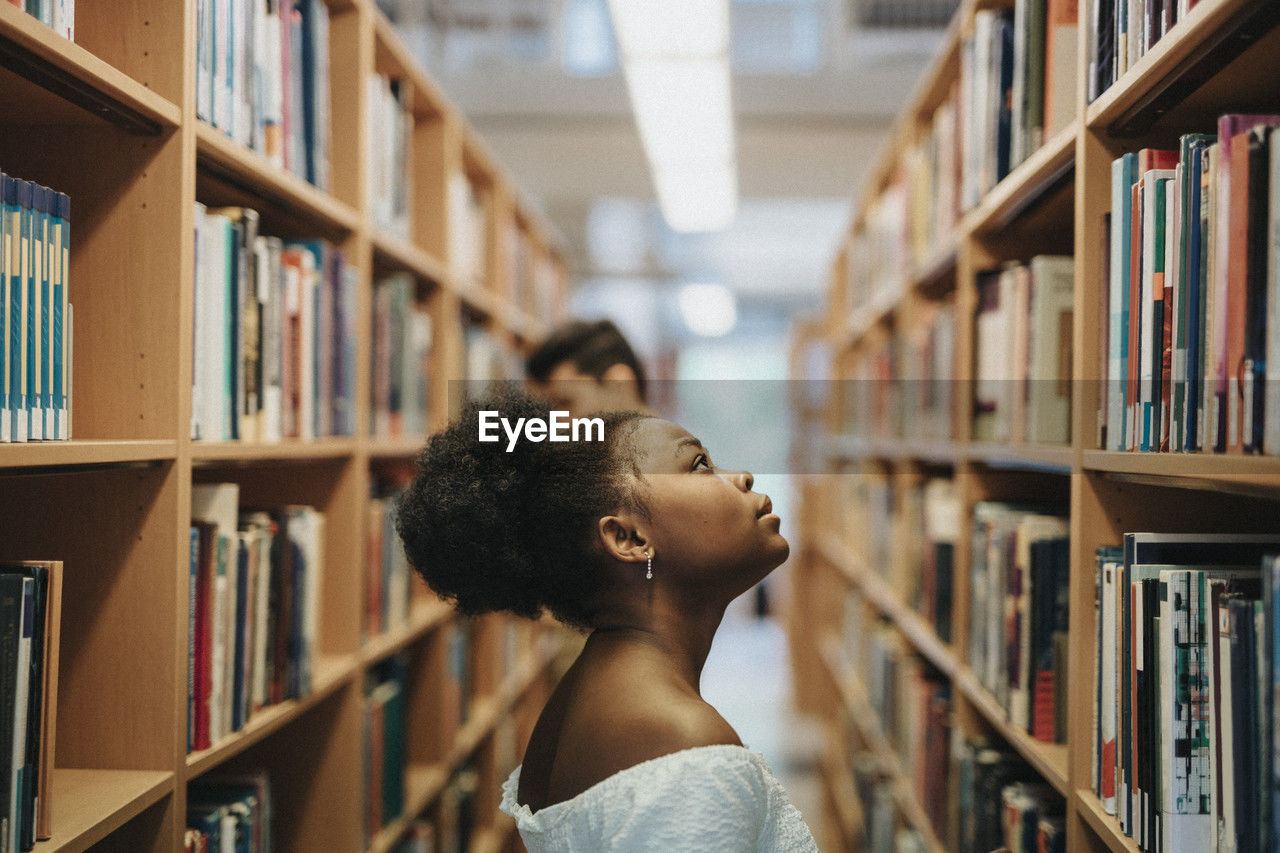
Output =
[{"x1": 498, "y1": 743, "x2": 820, "y2": 851}]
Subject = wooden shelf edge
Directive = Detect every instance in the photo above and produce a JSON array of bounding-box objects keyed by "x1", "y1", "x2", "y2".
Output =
[
  {"x1": 1072, "y1": 788, "x2": 1140, "y2": 853},
  {"x1": 371, "y1": 231, "x2": 449, "y2": 285},
  {"x1": 196, "y1": 122, "x2": 360, "y2": 233},
  {"x1": 190, "y1": 438, "x2": 359, "y2": 463},
  {"x1": 818, "y1": 750, "x2": 864, "y2": 845},
  {"x1": 823, "y1": 433, "x2": 961, "y2": 466},
  {"x1": 185, "y1": 654, "x2": 358, "y2": 778},
  {"x1": 952, "y1": 669, "x2": 1070, "y2": 796},
  {"x1": 818, "y1": 534, "x2": 959, "y2": 678},
  {"x1": 367, "y1": 435, "x2": 429, "y2": 458},
  {"x1": 361, "y1": 599, "x2": 454, "y2": 665},
  {"x1": 34, "y1": 768, "x2": 173, "y2": 853},
  {"x1": 967, "y1": 441, "x2": 1075, "y2": 473},
  {"x1": 0, "y1": 440, "x2": 177, "y2": 470},
  {"x1": 964, "y1": 120, "x2": 1077, "y2": 235},
  {"x1": 0, "y1": 4, "x2": 180, "y2": 134},
  {"x1": 1084, "y1": 0, "x2": 1269, "y2": 136},
  {"x1": 1083, "y1": 449, "x2": 1280, "y2": 480},
  {"x1": 816, "y1": 636, "x2": 947, "y2": 853}
]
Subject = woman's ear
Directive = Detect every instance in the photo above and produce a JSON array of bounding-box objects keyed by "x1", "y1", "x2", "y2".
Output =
[{"x1": 597, "y1": 514, "x2": 650, "y2": 564}]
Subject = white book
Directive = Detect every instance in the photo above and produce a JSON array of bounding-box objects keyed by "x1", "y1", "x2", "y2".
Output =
[
  {"x1": 9, "y1": 579, "x2": 32, "y2": 853},
  {"x1": 1026, "y1": 255, "x2": 1074, "y2": 445},
  {"x1": 1217, "y1": 598, "x2": 1237, "y2": 853},
  {"x1": 251, "y1": 517, "x2": 271, "y2": 710}
]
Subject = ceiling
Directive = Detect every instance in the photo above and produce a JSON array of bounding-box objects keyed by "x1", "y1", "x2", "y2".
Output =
[{"x1": 382, "y1": 0, "x2": 945, "y2": 302}]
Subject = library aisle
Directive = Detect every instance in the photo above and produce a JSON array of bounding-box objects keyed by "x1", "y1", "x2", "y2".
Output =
[{"x1": 6, "y1": 0, "x2": 1280, "y2": 851}]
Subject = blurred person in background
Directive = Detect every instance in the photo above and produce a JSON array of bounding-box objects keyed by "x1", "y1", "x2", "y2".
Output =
[{"x1": 526, "y1": 319, "x2": 654, "y2": 418}]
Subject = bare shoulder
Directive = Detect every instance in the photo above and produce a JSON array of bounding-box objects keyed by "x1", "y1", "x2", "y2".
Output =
[{"x1": 546, "y1": 688, "x2": 743, "y2": 803}]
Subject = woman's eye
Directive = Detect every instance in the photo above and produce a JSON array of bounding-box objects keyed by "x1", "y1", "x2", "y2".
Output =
[{"x1": 694, "y1": 454, "x2": 712, "y2": 470}]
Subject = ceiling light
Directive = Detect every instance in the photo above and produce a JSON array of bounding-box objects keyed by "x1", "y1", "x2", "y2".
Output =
[{"x1": 678, "y1": 282, "x2": 738, "y2": 337}]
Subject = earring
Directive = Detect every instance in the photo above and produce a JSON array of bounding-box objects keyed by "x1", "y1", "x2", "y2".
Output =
[{"x1": 646, "y1": 550, "x2": 653, "y2": 580}]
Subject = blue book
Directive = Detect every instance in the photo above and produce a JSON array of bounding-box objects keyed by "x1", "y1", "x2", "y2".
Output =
[
  {"x1": 1184, "y1": 139, "x2": 1209, "y2": 451},
  {"x1": 4, "y1": 176, "x2": 20, "y2": 443},
  {"x1": 51, "y1": 192, "x2": 68, "y2": 440},
  {"x1": 18, "y1": 180, "x2": 34, "y2": 443},
  {"x1": 36, "y1": 185, "x2": 51, "y2": 441}
]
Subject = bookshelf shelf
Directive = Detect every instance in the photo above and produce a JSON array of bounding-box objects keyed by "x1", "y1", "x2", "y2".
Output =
[
  {"x1": 1072, "y1": 789, "x2": 1140, "y2": 853},
  {"x1": 952, "y1": 670, "x2": 1070, "y2": 796},
  {"x1": 361, "y1": 598, "x2": 454, "y2": 666},
  {"x1": 967, "y1": 120, "x2": 1078, "y2": 235},
  {"x1": 967, "y1": 442, "x2": 1075, "y2": 473},
  {"x1": 817, "y1": 636, "x2": 947, "y2": 853},
  {"x1": 195, "y1": 122, "x2": 361, "y2": 236},
  {"x1": 371, "y1": 230, "x2": 449, "y2": 285},
  {"x1": 456, "y1": 282, "x2": 505, "y2": 322},
  {"x1": 367, "y1": 435, "x2": 430, "y2": 458},
  {"x1": 909, "y1": 236, "x2": 959, "y2": 296},
  {"x1": 1084, "y1": 0, "x2": 1276, "y2": 137},
  {"x1": 0, "y1": 3, "x2": 180, "y2": 134},
  {"x1": 819, "y1": 535, "x2": 959, "y2": 678},
  {"x1": 0, "y1": 440, "x2": 177, "y2": 470},
  {"x1": 190, "y1": 439, "x2": 361, "y2": 463},
  {"x1": 32, "y1": 769, "x2": 173, "y2": 853},
  {"x1": 819, "y1": 748, "x2": 864, "y2": 845},
  {"x1": 184, "y1": 653, "x2": 358, "y2": 778},
  {"x1": 1082, "y1": 449, "x2": 1280, "y2": 480}
]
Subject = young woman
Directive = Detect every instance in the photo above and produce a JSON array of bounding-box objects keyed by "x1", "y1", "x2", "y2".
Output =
[{"x1": 396, "y1": 392, "x2": 819, "y2": 851}]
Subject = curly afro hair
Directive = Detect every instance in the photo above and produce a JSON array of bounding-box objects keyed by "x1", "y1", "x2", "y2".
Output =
[{"x1": 395, "y1": 390, "x2": 650, "y2": 633}]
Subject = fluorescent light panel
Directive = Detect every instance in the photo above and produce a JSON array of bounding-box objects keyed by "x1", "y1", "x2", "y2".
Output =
[{"x1": 609, "y1": 0, "x2": 737, "y2": 233}]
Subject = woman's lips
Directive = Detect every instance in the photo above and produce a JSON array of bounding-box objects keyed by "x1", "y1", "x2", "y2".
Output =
[{"x1": 757, "y1": 496, "x2": 774, "y2": 518}]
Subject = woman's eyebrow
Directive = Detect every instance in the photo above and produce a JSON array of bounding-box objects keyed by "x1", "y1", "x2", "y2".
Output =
[{"x1": 673, "y1": 436, "x2": 705, "y2": 458}]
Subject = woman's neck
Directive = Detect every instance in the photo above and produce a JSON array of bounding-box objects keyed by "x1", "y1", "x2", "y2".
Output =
[{"x1": 585, "y1": 600, "x2": 727, "y2": 693}]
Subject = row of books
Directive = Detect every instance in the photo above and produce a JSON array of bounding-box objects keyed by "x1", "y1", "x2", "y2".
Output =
[
  {"x1": 1, "y1": 173, "x2": 72, "y2": 443},
  {"x1": 969, "y1": 501, "x2": 1070, "y2": 744},
  {"x1": 363, "y1": 655, "x2": 407, "y2": 844},
  {"x1": 7, "y1": 0, "x2": 72, "y2": 40},
  {"x1": 1100, "y1": 116, "x2": 1280, "y2": 455},
  {"x1": 961, "y1": 2, "x2": 1077, "y2": 210},
  {"x1": 0, "y1": 563, "x2": 60, "y2": 853},
  {"x1": 367, "y1": 74, "x2": 412, "y2": 240},
  {"x1": 903, "y1": 478, "x2": 959, "y2": 644},
  {"x1": 192, "y1": 205, "x2": 357, "y2": 443},
  {"x1": 448, "y1": 173, "x2": 486, "y2": 291},
  {"x1": 371, "y1": 274, "x2": 432, "y2": 441},
  {"x1": 184, "y1": 771, "x2": 272, "y2": 853},
  {"x1": 956, "y1": 737, "x2": 1065, "y2": 853},
  {"x1": 365, "y1": 488, "x2": 413, "y2": 641},
  {"x1": 1087, "y1": 0, "x2": 1199, "y2": 104},
  {"x1": 844, "y1": 748, "x2": 929, "y2": 853},
  {"x1": 974, "y1": 255, "x2": 1075, "y2": 446},
  {"x1": 839, "y1": 298, "x2": 955, "y2": 444},
  {"x1": 189, "y1": 483, "x2": 324, "y2": 753},
  {"x1": 197, "y1": 0, "x2": 332, "y2": 190},
  {"x1": 1090, "y1": 533, "x2": 1280, "y2": 853}
]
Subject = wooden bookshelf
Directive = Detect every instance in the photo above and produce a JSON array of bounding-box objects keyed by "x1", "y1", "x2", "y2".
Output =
[
  {"x1": 794, "y1": 0, "x2": 1280, "y2": 850},
  {"x1": 0, "y1": 0, "x2": 570, "y2": 849}
]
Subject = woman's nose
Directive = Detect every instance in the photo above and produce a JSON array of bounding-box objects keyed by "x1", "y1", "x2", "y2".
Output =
[{"x1": 733, "y1": 470, "x2": 754, "y2": 491}]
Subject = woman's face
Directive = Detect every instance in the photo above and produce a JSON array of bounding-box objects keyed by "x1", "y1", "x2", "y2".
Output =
[{"x1": 625, "y1": 417, "x2": 789, "y2": 591}]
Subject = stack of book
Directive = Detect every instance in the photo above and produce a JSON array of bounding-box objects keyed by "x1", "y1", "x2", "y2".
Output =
[
  {"x1": 1087, "y1": 0, "x2": 1198, "y2": 103},
  {"x1": 955, "y1": 736, "x2": 1046, "y2": 853},
  {"x1": 844, "y1": 337, "x2": 898, "y2": 443},
  {"x1": 847, "y1": 475, "x2": 893, "y2": 579},
  {"x1": 961, "y1": 2, "x2": 1078, "y2": 210},
  {"x1": 185, "y1": 771, "x2": 272, "y2": 853},
  {"x1": 197, "y1": 0, "x2": 332, "y2": 190},
  {"x1": 848, "y1": 750, "x2": 901, "y2": 853},
  {"x1": 1000, "y1": 780, "x2": 1066, "y2": 853},
  {"x1": 906, "y1": 478, "x2": 960, "y2": 643},
  {"x1": 362, "y1": 655, "x2": 407, "y2": 845},
  {"x1": 436, "y1": 764, "x2": 480, "y2": 853},
  {"x1": 1091, "y1": 534, "x2": 1280, "y2": 853},
  {"x1": 1, "y1": 173, "x2": 72, "y2": 444},
  {"x1": 0, "y1": 562, "x2": 61, "y2": 853},
  {"x1": 370, "y1": 274, "x2": 432, "y2": 440},
  {"x1": 448, "y1": 173, "x2": 487, "y2": 290},
  {"x1": 192, "y1": 205, "x2": 358, "y2": 443},
  {"x1": 897, "y1": 298, "x2": 956, "y2": 443},
  {"x1": 367, "y1": 74, "x2": 412, "y2": 240},
  {"x1": 968, "y1": 502, "x2": 1070, "y2": 743},
  {"x1": 973, "y1": 256, "x2": 1075, "y2": 445},
  {"x1": 1100, "y1": 116, "x2": 1280, "y2": 454},
  {"x1": 189, "y1": 483, "x2": 325, "y2": 753},
  {"x1": 9, "y1": 0, "x2": 73, "y2": 40},
  {"x1": 365, "y1": 487, "x2": 413, "y2": 641}
]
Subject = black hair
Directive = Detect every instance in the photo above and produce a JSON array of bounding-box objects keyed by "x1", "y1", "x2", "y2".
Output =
[
  {"x1": 395, "y1": 391, "x2": 650, "y2": 632},
  {"x1": 525, "y1": 319, "x2": 649, "y2": 403}
]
